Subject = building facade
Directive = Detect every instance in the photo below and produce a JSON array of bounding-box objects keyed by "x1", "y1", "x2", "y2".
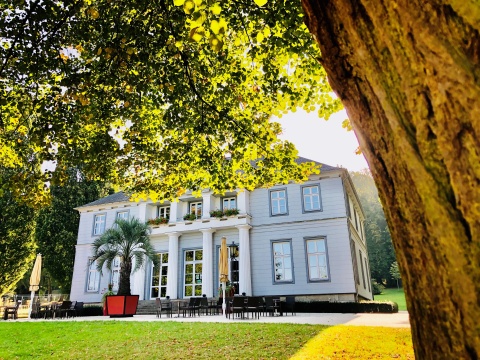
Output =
[{"x1": 70, "y1": 159, "x2": 373, "y2": 302}]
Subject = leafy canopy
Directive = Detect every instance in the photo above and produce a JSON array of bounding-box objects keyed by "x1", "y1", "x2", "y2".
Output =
[{"x1": 0, "y1": 0, "x2": 341, "y2": 204}]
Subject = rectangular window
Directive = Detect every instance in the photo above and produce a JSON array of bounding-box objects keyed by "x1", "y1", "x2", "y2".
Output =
[
  {"x1": 189, "y1": 202, "x2": 202, "y2": 219},
  {"x1": 93, "y1": 214, "x2": 106, "y2": 235},
  {"x1": 364, "y1": 258, "x2": 371, "y2": 292},
  {"x1": 111, "y1": 257, "x2": 121, "y2": 292},
  {"x1": 350, "y1": 240, "x2": 360, "y2": 285},
  {"x1": 354, "y1": 208, "x2": 358, "y2": 230},
  {"x1": 306, "y1": 238, "x2": 329, "y2": 281},
  {"x1": 116, "y1": 211, "x2": 129, "y2": 220},
  {"x1": 184, "y1": 249, "x2": 203, "y2": 297},
  {"x1": 270, "y1": 189, "x2": 288, "y2": 216},
  {"x1": 272, "y1": 241, "x2": 293, "y2": 283},
  {"x1": 151, "y1": 252, "x2": 169, "y2": 299},
  {"x1": 222, "y1": 197, "x2": 236, "y2": 210},
  {"x1": 87, "y1": 259, "x2": 100, "y2": 292},
  {"x1": 158, "y1": 206, "x2": 170, "y2": 219},
  {"x1": 359, "y1": 250, "x2": 366, "y2": 289},
  {"x1": 302, "y1": 185, "x2": 322, "y2": 212}
]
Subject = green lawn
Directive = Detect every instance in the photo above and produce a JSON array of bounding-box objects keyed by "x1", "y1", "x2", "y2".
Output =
[
  {"x1": 0, "y1": 322, "x2": 413, "y2": 359},
  {"x1": 375, "y1": 287, "x2": 408, "y2": 311}
]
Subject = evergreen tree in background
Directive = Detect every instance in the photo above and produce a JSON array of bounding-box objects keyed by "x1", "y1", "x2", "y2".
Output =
[
  {"x1": 350, "y1": 170, "x2": 397, "y2": 287},
  {"x1": 0, "y1": 170, "x2": 37, "y2": 296},
  {"x1": 35, "y1": 169, "x2": 112, "y2": 293}
]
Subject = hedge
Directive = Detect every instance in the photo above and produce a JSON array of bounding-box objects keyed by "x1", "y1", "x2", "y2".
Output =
[{"x1": 294, "y1": 301, "x2": 398, "y2": 313}]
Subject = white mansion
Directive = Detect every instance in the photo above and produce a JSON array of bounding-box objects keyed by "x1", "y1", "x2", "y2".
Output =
[{"x1": 70, "y1": 158, "x2": 373, "y2": 302}]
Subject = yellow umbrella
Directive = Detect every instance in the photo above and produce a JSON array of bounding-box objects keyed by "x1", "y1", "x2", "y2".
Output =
[
  {"x1": 28, "y1": 254, "x2": 42, "y2": 319},
  {"x1": 219, "y1": 237, "x2": 229, "y2": 316}
]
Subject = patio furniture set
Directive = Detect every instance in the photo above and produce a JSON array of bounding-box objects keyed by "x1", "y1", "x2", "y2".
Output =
[
  {"x1": 156, "y1": 296, "x2": 296, "y2": 319},
  {"x1": 29, "y1": 300, "x2": 84, "y2": 320}
]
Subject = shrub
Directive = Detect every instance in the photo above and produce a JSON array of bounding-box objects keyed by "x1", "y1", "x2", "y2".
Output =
[
  {"x1": 372, "y1": 280, "x2": 385, "y2": 295},
  {"x1": 224, "y1": 208, "x2": 239, "y2": 216},
  {"x1": 183, "y1": 213, "x2": 197, "y2": 221},
  {"x1": 295, "y1": 300, "x2": 398, "y2": 313},
  {"x1": 147, "y1": 217, "x2": 169, "y2": 225},
  {"x1": 81, "y1": 305, "x2": 103, "y2": 316},
  {"x1": 209, "y1": 209, "x2": 224, "y2": 218}
]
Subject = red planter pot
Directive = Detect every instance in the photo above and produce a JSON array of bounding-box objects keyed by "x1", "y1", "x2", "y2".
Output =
[{"x1": 104, "y1": 295, "x2": 139, "y2": 317}]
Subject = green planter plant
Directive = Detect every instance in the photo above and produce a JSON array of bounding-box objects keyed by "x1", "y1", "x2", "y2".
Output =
[
  {"x1": 183, "y1": 213, "x2": 197, "y2": 221},
  {"x1": 92, "y1": 217, "x2": 158, "y2": 317}
]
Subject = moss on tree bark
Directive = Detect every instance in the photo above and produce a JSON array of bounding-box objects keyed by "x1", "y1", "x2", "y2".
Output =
[{"x1": 301, "y1": 0, "x2": 480, "y2": 358}]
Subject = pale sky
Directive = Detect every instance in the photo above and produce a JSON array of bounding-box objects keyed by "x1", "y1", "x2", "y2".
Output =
[{"x1": 275, "y1": 109, "x2": 369, "y2": 172}]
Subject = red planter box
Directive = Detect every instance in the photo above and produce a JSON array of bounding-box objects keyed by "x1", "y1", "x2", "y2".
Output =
[{"x1": 105, "y1": 295, "x2": 139, "y2": 317}]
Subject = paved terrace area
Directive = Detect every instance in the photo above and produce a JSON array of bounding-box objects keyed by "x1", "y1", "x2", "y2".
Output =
[{"x1": 11, "y1": 311, "x2": 410, "y2": 328}]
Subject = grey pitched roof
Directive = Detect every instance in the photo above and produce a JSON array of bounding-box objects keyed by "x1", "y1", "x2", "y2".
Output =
[
  {"x1": 295, "y1": 156, "x2": 342, "y2": 172},
  {"x1": 78, "y1": 191, "x2": 130, "y2": 208},
  {"x1": 78, "y1": 158, "x2": 341, "y2": 209}
]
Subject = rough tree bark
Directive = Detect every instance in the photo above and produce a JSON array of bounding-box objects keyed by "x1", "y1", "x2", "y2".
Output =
[
  {"x1": 118, "y1": 260, "x2": 132, "y2": 296},
  {"x1": 301, "y1": 1, "x2": 479, "y2": 359}
]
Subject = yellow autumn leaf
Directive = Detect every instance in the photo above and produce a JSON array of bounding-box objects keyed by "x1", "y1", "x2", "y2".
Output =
[
  {"x1": 97, "y1": 47, "x2": 102, "y2": 55},
  {"x1": 173, "y1": 0, "x2": 185, "y2": 5},
  {"x1": 210, "y1": 3, "x2": 221, "y2": 15},
  {"x1": 189, "y1": 27, "x2": 205, "y2": 42},
  {"x1": 183, "y1": 0, "x2": 195, "y2": 14},
  {"x1": 256, "y1": 32, "x2": 264, "y2": 43}
]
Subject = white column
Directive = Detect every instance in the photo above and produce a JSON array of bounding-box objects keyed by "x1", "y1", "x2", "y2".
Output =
[
  {"x1": 137, "y1": 202, "x2": 147, "y2": 222},
  {"x1": 236, "y1": 224, "x2": 252, "y2": 295},
  {"x1": 166, "y1": 232, "x2": 180, "y2": 299},
  {"x1": 169, "y1": 201, "x2": 178, "y2": 223},
  {"x1": 200, "y1": 228, "x2": 215, "y2": 297},
  {"x1": 237, "y1": 190, "x2": 250, "y2": 214},
  {"x1": 202, "y1": 192, "x2": 214, "y2": 219}
]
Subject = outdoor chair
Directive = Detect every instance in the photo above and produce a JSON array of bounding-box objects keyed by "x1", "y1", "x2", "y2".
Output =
[
  {"x1": 156, "y1": 298, "x2": 173, "y2": 318},
  {"x1": 66, "y1": 301, "x2": 77, "y2": 318},
  {"x1": 3, "y1": 300, "x2": 22, "y2": 320},
  {"x1": 73, "y1": 302, "x2": 84, "y2": 317},
  {"x1": 244, "y1": 296, "x2": 262, "y2": 319},
  {"x1": 179, "y1": 297, "x2": 201, "y2": 317},
  {"x1": 30, "y1": 300, "x2": 45, "y2": 319},
  {"x1": 199, "y1": 297, "x2": 210, "y2": 315},
  {"x1": 54, "y1": 301, "x2": 72, "y2": 319},
  {"x1": 264, "y1": 297, "x2": 281, "y2": 316},
  {"x1": 284, "y1": 296, "x2": 296, "y2": 316},
  {"x1": 208, "y1": 298, "x2": 222, "y2": 315},
  {"x1": 228, "y1": 296, "x2": 246, "y2": 320}
]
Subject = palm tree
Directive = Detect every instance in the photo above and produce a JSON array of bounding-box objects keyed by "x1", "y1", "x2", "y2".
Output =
[{"x1": 92, "y1": 217, "x2": 157, "y2": 296}]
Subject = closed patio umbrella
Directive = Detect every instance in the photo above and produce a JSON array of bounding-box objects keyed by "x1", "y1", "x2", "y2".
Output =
[
  {"x1": 219, "y1": 237, "x2": 229, "y2": 317},
  {"x1": 28, "y1": 254, "x2": 42, "y2": 319}
]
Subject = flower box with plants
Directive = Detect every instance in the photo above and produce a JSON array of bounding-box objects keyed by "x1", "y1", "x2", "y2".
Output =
[
  {"x1": 146, "y1": 217, "x2": 169, "y2": 226},
  {"x1": 210, "y1": 208, "x2": 240, "y2": 218},
  {"x1": 92, "y1": 217, "x2": 158, "y2": 317},
  {"x1": 183, "y1": 213, "x2": 197, "y2": 221}
]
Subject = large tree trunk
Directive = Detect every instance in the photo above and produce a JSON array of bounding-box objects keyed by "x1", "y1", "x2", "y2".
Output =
[{"x1": 301, "y1": 1, "x2": 479, "y2": 359}]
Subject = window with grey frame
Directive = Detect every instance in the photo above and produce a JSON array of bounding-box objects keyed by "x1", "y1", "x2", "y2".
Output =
[
  {"x1": 272, "y1": 241, "x2": 293, "y2": 283},
  {"x1": 189, "y1": 201, "x2": 202, "y2": 219},
  {"x1": 306, "y1": 238, "x2": 329, "y2": 281},
  {"x1": 302, "y1": 184, "x2": 322, "y2": 212},
  {"x1": 86, "y1": 258, "x2": 100, "y2": 292},
  {"x1": 158, "y1": 205, "x2": 170, "y2": 219},
  {"x1": 222, "y1": 197, "x2": 236, "y2": 210},
  {"x1": 270, "y1": 189, "x2": 288, "y2": 216},
  {"x1": 359, "y1": 249, "x2": 366, "y2": 289},
  {"x1": 93, "y1": 214, "x2": 106, "y2": 235}
]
